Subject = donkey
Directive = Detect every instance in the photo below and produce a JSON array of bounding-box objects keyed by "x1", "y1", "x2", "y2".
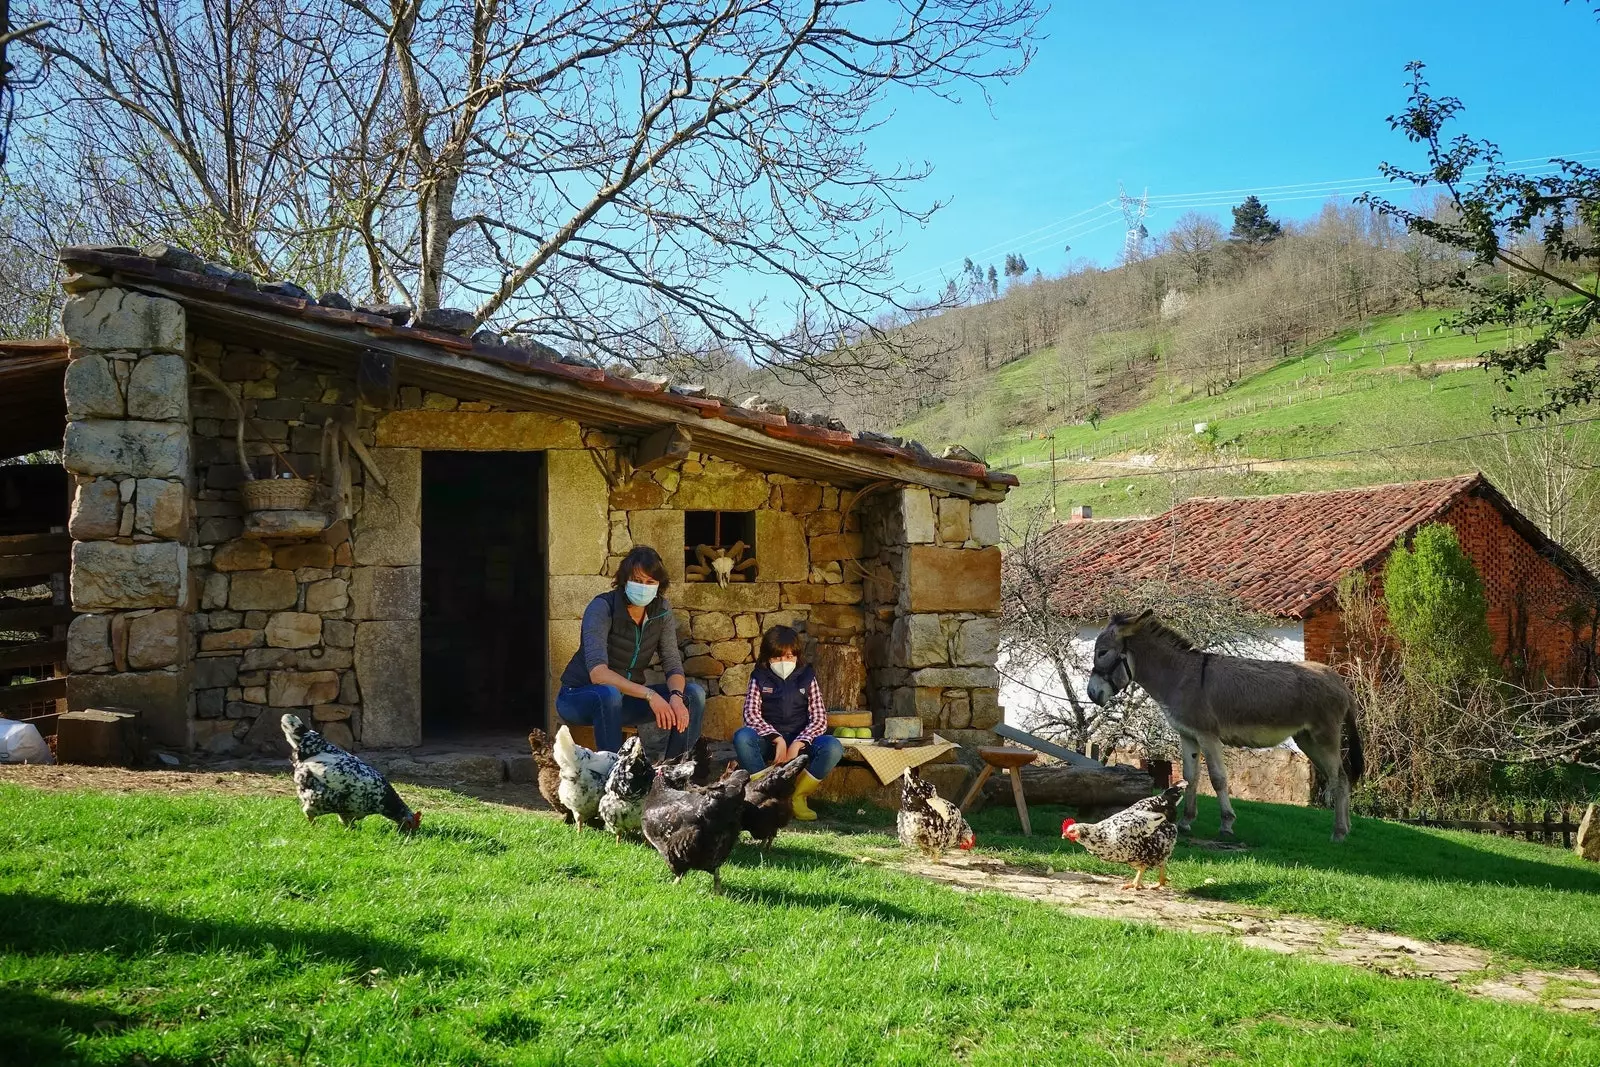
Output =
[{"x1": 1085, "y1": 610, "x2": 1364, "y2": 841}]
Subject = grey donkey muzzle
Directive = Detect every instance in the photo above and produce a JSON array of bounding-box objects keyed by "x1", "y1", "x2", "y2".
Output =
[{"x1": 1086, "y1": 657, "x2": 1131, "y2": 706}]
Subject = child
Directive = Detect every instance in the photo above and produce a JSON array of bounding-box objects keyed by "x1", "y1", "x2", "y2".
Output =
[{"x1": 731, "y1": 625, "x2": 842, "y2": 821}]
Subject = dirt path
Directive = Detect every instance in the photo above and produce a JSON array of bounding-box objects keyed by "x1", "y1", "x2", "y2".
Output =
[{"x1": 896, "y1": 854, "x2": 1600, "y2": 1012}]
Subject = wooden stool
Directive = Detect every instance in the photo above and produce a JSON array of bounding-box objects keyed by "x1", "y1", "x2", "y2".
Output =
[
  {"x1": 960, "y1": 747, "x2": 1039, "y2": 836},
  {"x1": 558, "y1": 723, "x2": 636, "y2": 752}
]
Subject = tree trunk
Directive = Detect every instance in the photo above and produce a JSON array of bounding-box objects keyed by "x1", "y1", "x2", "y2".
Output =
[
  {"x1": 981, "y1": 760, "x2": 1155, "y2": 814},
  {"x1": 813, "y1": 641, "x2": 866, "y2": 710}
]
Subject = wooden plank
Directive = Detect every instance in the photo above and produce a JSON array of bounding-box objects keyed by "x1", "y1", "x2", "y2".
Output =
[
  {"x1": 56, "y1": 709, "x2": 139, "y2": 767},
  {"x1": 0, "y1": 602, "x2": 76, "y2": 630},
  {"x1": 358, "y1": 349, "x2": 398, "y2": 411},
  {"x1": 0, "y1": 553, "x2": 70, "y2": 581},
  {"x1": 632, "y1": 424, "x2": 693, "y2": 473},
  {"x1": 0, "y1": 676, "x2": 67, "y2": 708},
  {"x1": 0, "y1": 640, "x2": 66, "y2": 670},
  {"x1": 0, "y1": 532, "x2": 70, "y2": 557},
  {"x1": 993, "y1": 722, "x2": 1102, "y2": 769}
]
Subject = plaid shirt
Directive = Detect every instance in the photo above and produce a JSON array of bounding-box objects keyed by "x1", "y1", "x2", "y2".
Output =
[{"x1": 743, "y1": 674, "x2": 829, "y2": 745}]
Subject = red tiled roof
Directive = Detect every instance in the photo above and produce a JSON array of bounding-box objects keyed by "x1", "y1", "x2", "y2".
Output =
[
  {"x1": 56, "y1": 246, "x2": 1016, "y2": 493},
  {"x1": 1030, "y1": 474, "x2": 1592, "y2": 619}
]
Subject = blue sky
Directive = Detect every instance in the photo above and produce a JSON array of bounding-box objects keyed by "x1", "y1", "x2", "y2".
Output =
[{"x1": 875, "y1": 0, "x2": 1600, "y2": 300}]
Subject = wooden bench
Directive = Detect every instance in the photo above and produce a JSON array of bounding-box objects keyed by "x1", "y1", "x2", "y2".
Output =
[
  {"x1": 959, "y1": 746, "x2": 1039, "y2": 836},
  {"x1": 557, "y1": 723, "x2": 636, "y2": 752}
]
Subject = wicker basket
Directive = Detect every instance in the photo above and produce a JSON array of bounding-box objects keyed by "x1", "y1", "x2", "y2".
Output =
[{"x1": 242, "y1": 478, "x2": 316, "y2": 512}]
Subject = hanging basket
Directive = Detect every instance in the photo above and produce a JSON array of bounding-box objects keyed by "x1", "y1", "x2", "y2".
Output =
[{"x1": 242, "y1": 478, "x2": 317, "y2": 512}]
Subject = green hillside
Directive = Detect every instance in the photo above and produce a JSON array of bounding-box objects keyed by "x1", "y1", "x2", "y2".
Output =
[{"x1": 901, "y1": 307, "x2": 1594, "y2": 525}]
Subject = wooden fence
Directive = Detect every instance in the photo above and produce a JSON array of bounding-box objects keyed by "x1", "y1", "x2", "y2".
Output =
[
  {"x1": 1356, "y1": 802, "x2": 1585, "y2": 850},
  {"x1": 0, "y1": 529, "x2": 73, "y2": 717}
]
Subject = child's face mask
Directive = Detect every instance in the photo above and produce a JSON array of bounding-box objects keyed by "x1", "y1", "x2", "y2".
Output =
[{"x1": 770, "y1": 659, "x2": 796, "y2": 680}]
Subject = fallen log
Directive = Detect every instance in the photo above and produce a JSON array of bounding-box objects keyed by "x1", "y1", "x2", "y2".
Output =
[{"x1": 980, "y1": 760, "x2": 1154, "y2": 814}]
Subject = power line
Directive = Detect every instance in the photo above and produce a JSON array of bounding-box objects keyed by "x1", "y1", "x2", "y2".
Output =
[{"x1": 1011, "y1": 414, "x2": 1600, "y2": 486}]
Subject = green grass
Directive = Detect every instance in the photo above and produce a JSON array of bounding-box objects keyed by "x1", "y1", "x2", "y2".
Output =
[
  {"x1": 837, "y1": 794, "x2": 1600, "y2": 972},
  {"x1": 5, "y1": 782, "x2": 1600, "y2": 1065}
]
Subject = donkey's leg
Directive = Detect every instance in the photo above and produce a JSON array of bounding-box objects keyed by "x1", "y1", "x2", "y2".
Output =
[
  {"x1": 1295, "y1": 728, "x2": 1349, "y2": 843},
  {"x1": 1177, "y1": 734, "x2": 1202, "y2": 834},
  {"x1": 1197, "y1": 734, "x2": 1236, "y2": 837}
]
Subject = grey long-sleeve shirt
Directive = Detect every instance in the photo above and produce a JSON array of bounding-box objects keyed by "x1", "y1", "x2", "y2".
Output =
[{"x1": 559, "y1": 589, "x2": 684, "y2": 689}]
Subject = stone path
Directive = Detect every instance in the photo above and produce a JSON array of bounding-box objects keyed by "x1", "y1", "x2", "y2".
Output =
[{"x1": 894, "y1": 853, "x2": 1600, "y2": 1013}]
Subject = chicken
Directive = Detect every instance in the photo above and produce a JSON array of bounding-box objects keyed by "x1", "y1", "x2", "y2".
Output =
[
  {"x1": 599, "y1": 736, "x2": 655, "y2": 840},
  {"x1": 741, "y1": 753, "x2": 811, "y2": 849},
  {"x1": 1061, "y1": 782, "x2": 1187, "y2": 890},
  {"x1": 658, "y1": 735, "x2": 717, "y2": 788},
  {"x1": 280, "y1": 714, "x2": 419, "y2": 833},
  {"x1": 527, "y1": 728, "x2": 571, "y2": 823},
  {"x1": 641, "y1": 766, "x2": 751, "y2": 893},
  {"x1": 553, "y1": 725, "x2": 619, "y2": 830},
  {"x1": 896, "y1": 769, "x2": 975, "y2": 860}
]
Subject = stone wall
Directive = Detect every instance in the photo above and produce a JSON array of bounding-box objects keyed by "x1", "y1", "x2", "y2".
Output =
[
  {"x1": 61, "y1": 285, "x2": 195, "y2": 746},
  {"x1": 861, "y1": 487, "x2": 1005, "y2": 747}
]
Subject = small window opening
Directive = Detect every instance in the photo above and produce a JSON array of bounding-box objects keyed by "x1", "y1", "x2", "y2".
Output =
[{"x1": 684, "y1": 510, "x2": 757, "y2": 582}]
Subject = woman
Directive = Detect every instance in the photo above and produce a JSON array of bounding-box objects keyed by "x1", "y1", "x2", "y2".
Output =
[
  {"x1": 555, "y1": 546, "x2": 705, "y2": 756},
  {"x1": 731, "y1": 625, "x2": 842, "y2": 821}
]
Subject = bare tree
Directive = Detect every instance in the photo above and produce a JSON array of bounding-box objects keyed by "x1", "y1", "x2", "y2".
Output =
[
  {"x1": 23, "y1": 0, "x2": 1042, "y2": 378},
  {"x1": 1459, "y1": 422, "x2": 1600, "y2": 572},
  {"x1": 0, "y1": 1, "x2": 51, "y2": 168},
  {"x1": 1162, "y1": 211, "x2": 1223, "y2": 288}
]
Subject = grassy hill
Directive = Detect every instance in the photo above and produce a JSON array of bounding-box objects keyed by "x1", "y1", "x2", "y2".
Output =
[{"x1": 900, "y1": 306, "x2": 1594, "y2": 526}]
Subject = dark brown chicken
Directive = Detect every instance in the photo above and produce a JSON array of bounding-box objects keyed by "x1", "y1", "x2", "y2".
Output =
[
  {"x1": 527, "y1": 729, "x2": 571, "y2": 823},
  {"x1": 641, "y1": 766, "x2": 751, "y2": 893},
  {"x1": 741, "y1": 753, "x2": 811, "y2": 849}
]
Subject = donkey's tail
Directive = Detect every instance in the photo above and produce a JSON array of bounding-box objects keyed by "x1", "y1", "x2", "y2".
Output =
[{"x1": 1342, "y1": 705, "x2": 1364, "y2": 784}]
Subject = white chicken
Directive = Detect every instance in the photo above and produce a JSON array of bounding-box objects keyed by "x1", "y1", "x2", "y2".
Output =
[
  {"x1": 553, "y1": 725, "x2": 619, "y2": 830},
  {"x1": 280, "y1": 714, "x2": 419, "y2": 833}
]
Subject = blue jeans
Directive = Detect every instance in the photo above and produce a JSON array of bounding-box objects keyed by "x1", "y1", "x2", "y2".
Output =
[
  {"x1": 556, "y1": 681, "x2": 706, "y2": 755},
  {"x1": 732, "y1": 727, "x2": 841, "y2": 780}
]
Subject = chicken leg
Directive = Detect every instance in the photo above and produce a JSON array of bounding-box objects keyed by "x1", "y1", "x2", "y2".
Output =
[
  {"x1": 1122, "y1": 866, "x2": 1147, "y2": 891},
  {"x1": 1156, "y1": 864, "x2": 1169, "y2": 889}
]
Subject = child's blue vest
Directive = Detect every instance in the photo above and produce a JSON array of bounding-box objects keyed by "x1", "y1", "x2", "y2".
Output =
[{"x1": 752, "y1": 662, "x2": 817, "y2": 737}]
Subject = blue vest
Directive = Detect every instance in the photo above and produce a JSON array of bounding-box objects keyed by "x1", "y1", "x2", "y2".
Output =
[{"x1": 752, "y1": 662, "x2": 817, "y2": 737}]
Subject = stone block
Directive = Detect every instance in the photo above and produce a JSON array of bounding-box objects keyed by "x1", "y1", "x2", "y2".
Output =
[
  {"x1": 544, "y1": 449, "x2": 610, "y2": 576},
  {"x1": 898, "y1": 488, "x2": 936, "y2": 544},
  {"x1": 1578, "y1": 803, "x2": 1600, "y2": 863},
  {"x1": 825, "y1": 584, "x2": 863, "y2": 604},
  {"x1": 754, "y1": 509, "x2": 808, "y2": 582},
  {"x1": 942, "y1": 689, "x2": 971, "y2": 729},
  {"x1": 66, "y1": 614, "x2": 113, "y2": 671},
  {"x1": 356, "y1": 621, "x2": 421, "y2": 746},
  {"x1": 62, "y1": 288, "x2": 185, "y2": 353},
  {"x1": 781, "y1": 582, "x2": 827, "y2": 606},
  {"x1": 891, "y1": 613, "x2": 947, "y2": 668},
  {"x1": 548, "y1": 573, "x2": 611, "y2": 620},
  {"x1": 126, "y1": 608, "x2": 187, "y2": 669},
  {"x1": 626, "y1": 510, "x2": 685, "y2": 585},
  {"x1": 720, "y1": 661, "x2": 753, "y2": 698},
  {"x1": 808, "y1": 603, "x2": 863, "y2": 632},
  {"x1": 69, "y1": 478, "x2": 122, "y2": 540},
  {"x1": 269, "y1": 669, "x2": 341, "y2": 707},
  {"x1": 810, "y1": 532, "x2": 863, "y2": 563},
  {"x1": 133, "y1": 479, "x2": 187, "y2": 539},
  {"x1": 609, "y1": 479, "x2": 666, "y2": 510},
  {"x1": 548, "y1": 619, "x2": 582, "y2": 692},
  {"x1": 352, "y1": 448, "x2": 421, "y2": 566},
  {"x1": 201, "y1": 572, "x2": 229, "y2": 610},
  {"x1": 709, "y1": 639, "x2": 753, "y2": 664},
  {"x1": 348, "y1": 566, "x2": 420, "y2": 620},
  {"x1": 701, "y1": 694, "x2": 744, "y2": 740},
  {"x1": 374, "y1": 410, "x2": 584, "y2": 450},
  {"x1": 937, "y1": 497, "x2": 971, "y2": 545},
  {"x1": 684, "y1": 655, "x2": 725, "y2": 678},
  {"x1": 904, "y1": 546, "x2": 1002, "y2": 613},
  {"x1": 734, "y1": 614, "x2": 760, "y2": 638},
  {"x1": 66, "y1": 667, "x2": 193, "y2": 748},
  {"x1": 339, "y1": 672, "x2": 359, "y2": 704},
  {"x1": 200, "y1": 628, "x2": 262, "y2": 652},
  {"x1": 691, "y1": 612, "x2": 736, "y2": 641},
  {"x1": 324, "y1": 619, "x2": 356, "y2": 648},
  {"x1": 242, "y1": 511, "x2": 327, "y2": 539},
  {"x1": 955, "y1": 618, "x2": 1001, "y2": 666},
  {"x1": 228, "y1": 568, "x2": 298, "y2": 611},
  {"x1": 971, "y1": 502, "x2": 1001, "y2": 546},
  {"x1": 305, "y1": 578, "x2": 349, "y2": 614},
  {"x1": 668, "y1": 467, "x2": 771, "y2": 511},
  {"x1": 126, "y1": 354, "x2": 189, "y2": 420},
  {"x1": 274, "y1": 543, "x2": 335, "y2": 570},
  {"x1": 64, "y1": 353, "x2": 124, "y2": 419},
  {"x1": 780, "y1": 483, "x2": 823, "y2": 513},
  {"x1": 313, "y1": 704, "x2": 352, "y2": 722},
  {"x1": 909, "y1": 667, "x2": 999, "y2": 689},
  {"x1": 266, "y1": 612, "x2": 322, "y2": 649},
  {"x1": 675, "y1": 582, "x2": 779, "y2": 613},
  {"x1": 805, "y1": 510, "x2": 843, "y2": 536},
  {"x1": 194, "y1": 655, "x2": 241, "y2": 689},
  {"x1": 71, "y1": 541, "x2": 187, "y2": 610},
  {"x1": 63, "y1": 420, "x2": 190, "y2": 479}
]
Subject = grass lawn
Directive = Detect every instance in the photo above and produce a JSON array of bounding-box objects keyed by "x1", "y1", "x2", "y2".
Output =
[
  {"x1": 5, "y1": 782, "x2": 1600, "y2": 1065},
  {"x1": 837, "y1": 794, "x2": 1600, "y2": 972}
]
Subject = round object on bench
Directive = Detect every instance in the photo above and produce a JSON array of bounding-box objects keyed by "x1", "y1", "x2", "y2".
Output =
[{"x1": 977, "y1": 746, "x2": 1038, "y2": 769}]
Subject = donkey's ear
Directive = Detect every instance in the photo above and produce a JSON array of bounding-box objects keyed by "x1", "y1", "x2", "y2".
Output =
[{"x1": 1116, "y1": 608, "x2": 1154, "y2": 634}]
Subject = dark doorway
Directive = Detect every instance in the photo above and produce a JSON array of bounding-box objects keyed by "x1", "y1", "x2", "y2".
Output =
[{"x1": 421, "y1": 452, "x2": 546, "y2": 738}]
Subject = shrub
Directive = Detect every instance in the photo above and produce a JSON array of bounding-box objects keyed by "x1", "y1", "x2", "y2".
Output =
[{"x1": 1382, "y1": 523, "x2": 1496, "y2": 690}]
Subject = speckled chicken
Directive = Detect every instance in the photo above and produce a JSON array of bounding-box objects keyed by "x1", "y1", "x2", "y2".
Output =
[
  {"x1": 641, "y1": 767, "x2": 751, "y2": 893},
  {"x1": 896, "y1": 769, "x2": 975, "y2": 860},
  {"x1": 599, "y1": 736, "x2": 655, "y2": 840},
  {"x1": 741, "y1": 753, "x2": 811, "y2": 849},
  {"x1": 1061, "y1": 782, "x2": 1187, "y2": 890},
  {"x1": 527, "y1": 728, "x2": 571, "y2": 822},
  {"x1": 553, "y1": 725, "x2": 618, "y2": 830},
  {"x1": 281, "y1": 714, "x2": 419, "y2": 833},
  {"x1": 658, "y1": 735, "x2": 717, "y2": 788}
]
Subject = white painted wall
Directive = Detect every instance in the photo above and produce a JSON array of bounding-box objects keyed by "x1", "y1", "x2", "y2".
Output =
[{"x1": 999, "y1": 621, "x2": 1305, "y2": 733}]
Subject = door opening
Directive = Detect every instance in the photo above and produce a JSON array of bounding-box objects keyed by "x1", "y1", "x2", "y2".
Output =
[{"x1": 421, "y1": 451, "x2": 546, "y2": 739}]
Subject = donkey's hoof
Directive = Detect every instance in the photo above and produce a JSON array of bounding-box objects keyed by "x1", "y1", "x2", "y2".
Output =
[
  {"x1": 1331, "y1": 830, "x2": 1349, "y2": 843},
  {"x1": 1218, "y1": 828, "x2": 1236, "y2": 840}
]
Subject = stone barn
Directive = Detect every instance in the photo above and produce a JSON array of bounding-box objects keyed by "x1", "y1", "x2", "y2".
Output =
[{"x1": 41, "y1": 245, "x2": 1015, "y2": 772}]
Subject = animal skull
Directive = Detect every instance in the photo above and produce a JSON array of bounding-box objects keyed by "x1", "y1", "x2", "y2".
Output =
[{"x1": 711, "y1": 555, "x2": 735, "y2": 588}]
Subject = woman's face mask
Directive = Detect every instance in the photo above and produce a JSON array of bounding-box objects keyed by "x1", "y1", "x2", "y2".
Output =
[
  {"x1": 770, "y1": 658, "x2": 797, "y2": 680},
  {"x1": 625, "y1": 580, "x2": 658, "y2": 606}
]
